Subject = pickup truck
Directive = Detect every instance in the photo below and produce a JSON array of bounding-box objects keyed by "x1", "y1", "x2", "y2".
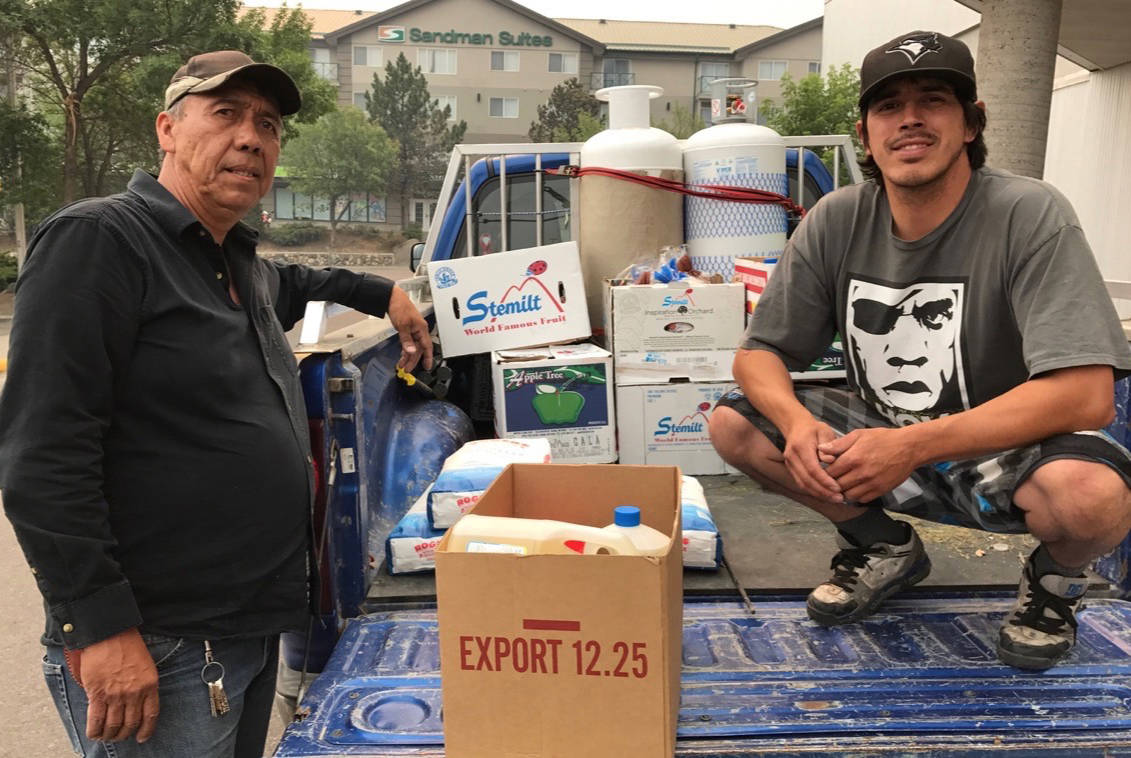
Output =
[{"x1": 272, "y1": 137, "x2": 1131, "y2": 756}]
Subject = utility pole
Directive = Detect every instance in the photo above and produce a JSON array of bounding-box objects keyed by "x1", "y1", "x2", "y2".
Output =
[{"x1": 6, "y1": 35, "x2": 27, "y2": 270}]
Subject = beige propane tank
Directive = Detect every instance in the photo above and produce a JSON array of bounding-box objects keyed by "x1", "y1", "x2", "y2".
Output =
[{"x1": 579, "y1": 85, "x2": 684, "y2": 331}]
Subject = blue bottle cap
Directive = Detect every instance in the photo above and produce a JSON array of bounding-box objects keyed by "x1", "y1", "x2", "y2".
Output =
[{"x1": 614, "y1": 505, "x2": 640, "y2": 527}]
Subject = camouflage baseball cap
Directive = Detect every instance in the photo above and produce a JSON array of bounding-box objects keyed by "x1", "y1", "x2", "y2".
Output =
[
  {"x1": 859, "y1": 31, "x2": 977, "y2": 109},
  {"x1": 165, "y1": 50, "x2": 301, "y2": 116}
]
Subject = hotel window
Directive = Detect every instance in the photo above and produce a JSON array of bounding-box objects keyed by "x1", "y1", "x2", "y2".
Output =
[
  {"x1": 489, "y1": 97, "x2": 519, "y2": 118},
  {"x1": 548, "y1": 52, "x2": 577, "y2": 74},
  {"x1": 758, "y1": 60, "x2": 788, "y2": 80},
  {"x1": 491, "y1": 50, "x2": 519, "y2": 72},
  {"x1": 353, "y1": 92, "x2": 368, "y2": 109},
  {"x1": 353, "y1": 45, "x2": 382, "y2": 67},
  {"x1": 808, "y1": 61, "x2": 821, "y2": 74},
  {"x1": 419, "y1": 48, "x2": 457, "y2": 74},
  {"x1": 602, "y1": 58, "x2": 631, "y2": 87},
  {"x1": 698, "y1": 61, "x2": 730, "y2": 92},
  {"x1": 434, "y1": 95, "x2": 457, "y2": 121}
]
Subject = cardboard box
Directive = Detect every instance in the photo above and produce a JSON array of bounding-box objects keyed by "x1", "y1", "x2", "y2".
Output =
[
  {"x1": 428, "y1": 241, "x2": 591, "y2": 358},
  {"x1": 603, "y1": 282, "x2": 745, "y2": 382},
  {"x1": 736, "y1": 256, "x2": 847, "y2": 381},
  {"x1": 734, "y1": 256, "x2": 777, "y2": 313},
  {"x1": 492, "y1": 345, "x2": 615, "y2": 463},
  {"x1": 616, "y1": 382, "x2": 736, "y2": 475},
  {"x1": 436, "y1": 464, "x2": 682, "y2": 758}
]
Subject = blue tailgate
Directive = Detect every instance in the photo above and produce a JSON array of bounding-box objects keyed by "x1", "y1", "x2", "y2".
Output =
[{"x1": 276, "y1": 595, "x2": 1131, "y2": 755}]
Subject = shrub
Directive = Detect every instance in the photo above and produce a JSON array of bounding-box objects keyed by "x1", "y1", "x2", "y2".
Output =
[
  {"x1": 0, "y1": 252, "x2": 18, "y2": 290},
  {"x1": 403, "y1": 223, "x2": 424, "y2": 240},
  {"x1": 265, "y1": 221, "x2": 325, "y2": 247},
  {"x1": 340, "y1": 223, "x2": 384, "y2": 238}
]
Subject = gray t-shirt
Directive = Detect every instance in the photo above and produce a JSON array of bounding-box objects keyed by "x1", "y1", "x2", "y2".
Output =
[{"x1": 743, "y1": 166, "x2": 1131, "y2": 426}]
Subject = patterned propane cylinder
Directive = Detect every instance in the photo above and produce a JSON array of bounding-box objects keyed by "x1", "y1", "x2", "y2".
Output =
[{"x1": 683, "y1": 121, "x2": 788, "y2": 280}]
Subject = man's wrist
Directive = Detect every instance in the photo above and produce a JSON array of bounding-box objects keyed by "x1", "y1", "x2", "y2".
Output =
[{"x1": 897, "y1": 420, "x2": 941, "y2": 468}]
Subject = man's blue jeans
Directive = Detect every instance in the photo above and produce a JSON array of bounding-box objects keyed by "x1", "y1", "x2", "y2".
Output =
[{"x1": 43, "y1": 633, "x2": 279, "y2": 758}]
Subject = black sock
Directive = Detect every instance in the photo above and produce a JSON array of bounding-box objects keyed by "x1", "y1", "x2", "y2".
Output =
[
  {"x1": 835, "y1": 507, "x2": 909, "y2": 547},
  {"x1": 1031, "y1": 544, "x2": 1087, "y2": 577}
]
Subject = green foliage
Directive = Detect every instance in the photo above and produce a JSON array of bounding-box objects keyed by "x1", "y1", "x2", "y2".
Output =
[
  {"x1": 402, "y1": 222, "x2": 424, "y2": 240},
  {"x1": 655, "y1": 103, "x2": 706, "y2": 139},
  {"x1": 0, "y1": 252, "x2": 17, "y2": 290},
  {"x1": 284, "y1": 107, "x2": 395, "y2": 246},
  {"x1": 366, "y1": 53, "x2": 468, "y2": 230},
  {"x1": 550, "y1": 110, "x2": 603, "y2": 142},
  {"x1": 3, "y1": 0, "x2": 336, "y2": 207},
  {"x1": 237, "y1": 6, "x2": 337, "y2": 131},
  {"x1": 761, "y1": 64, "x2": 862, "y2": 150},
  {"x1": 264, "y1": 221, "x2": 324, "y2": 247},
  {"x1": 0, "y1": 99, "x2": 59, "y2": 226},
  {"x1": 529, "y1": 78, "x2": 603, "y2": 142}
]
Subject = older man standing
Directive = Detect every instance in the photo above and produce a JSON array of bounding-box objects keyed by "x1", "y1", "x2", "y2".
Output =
[{"x1": 0, "y1": 51, "x2": 430, "y2": 757}]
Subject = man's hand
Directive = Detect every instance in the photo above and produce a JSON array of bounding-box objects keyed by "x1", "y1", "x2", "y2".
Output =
[
  {"x1": 386, "y1": 286, "x2": 433, "y2": 372},
  {"x1": 821, "y1": 427, "x2": 919, "y2": 503},
  {"x1": 782, "y1": 418, "x2": 845, "y2": 503},
  {"x1": 80, "y1": 627, "x2": 159, "y2": 743}
]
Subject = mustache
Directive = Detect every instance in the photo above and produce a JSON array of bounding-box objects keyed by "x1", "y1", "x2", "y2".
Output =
[{"x1": 887, "y1": 131, "x2": 937, "y2": 150}]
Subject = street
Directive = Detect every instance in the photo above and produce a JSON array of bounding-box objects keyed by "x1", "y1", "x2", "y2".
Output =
[{"x1": 0, "y1": 313, "x2": 76, "y2": 757}]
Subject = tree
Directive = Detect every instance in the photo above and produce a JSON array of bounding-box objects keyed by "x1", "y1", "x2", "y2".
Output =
[
  {"x1": 4, "y1": 1, "x2": 336, "y2": 203},
  {"x1": 366, "y1": 53, "x2": 467, "y2": 231},
  {"x1": 0, "y1": 98, "x2": 58, "y2": 226},
  {"x1": 529, "y1": 77, "x2": 603, "y2": 142},
  {"x1": 655, "y1": 103, "x2": 706, "y2": 139},
  {"x1": 760, "y1": 63, "x2": 862, "y2": 150},
  {"x1": 284, "y1": 108, "x2": 395, "y2": 247}
]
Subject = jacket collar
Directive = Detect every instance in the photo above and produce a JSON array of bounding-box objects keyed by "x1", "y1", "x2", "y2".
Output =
[{"x1": 127, "y1": 170, "x2": 259, "y2": 248}]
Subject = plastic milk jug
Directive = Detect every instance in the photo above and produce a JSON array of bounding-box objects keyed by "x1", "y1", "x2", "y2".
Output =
[
  {"x1": 606, "y1": 505, "x2": 669, "y2": 556},
  {"x1": 447, "y1": 514, "x2": 640, "y2": 556}
]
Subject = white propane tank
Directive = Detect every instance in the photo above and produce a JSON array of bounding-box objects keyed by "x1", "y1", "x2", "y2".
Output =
[
  {"x1": 580, "y1": 85, "x2": 683, "y2": 329},
  {"x1": 683, "y1": 79, "x2": 787, "y2": 280}
]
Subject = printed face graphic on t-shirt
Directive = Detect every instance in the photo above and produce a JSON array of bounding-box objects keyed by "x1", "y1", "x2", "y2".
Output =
[{"x1": 846, "y1": 278, "x2": 969, "y2": 421}]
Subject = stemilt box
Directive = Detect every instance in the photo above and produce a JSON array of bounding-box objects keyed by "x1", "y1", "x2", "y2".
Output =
[
  {"x1": 428, "y1": 241, "x2": 591, "y2": 357},
  {"x1": 492, "y1": 344, "x2": 615, "y2": 464},
  {"x1": 615, "y1": 381, "x2": 737, "y2": 475},
  {"x1": 436, "y1": 464, "x2": 682, "y2": 758}
]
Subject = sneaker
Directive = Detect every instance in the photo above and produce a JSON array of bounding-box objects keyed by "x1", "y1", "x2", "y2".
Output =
[
  {"x1": 997, "y1": 552, "x2": 1088, "y2": 670},
  {"x1": 806, "y1": 525, "x2": 932, "y2": 626}
]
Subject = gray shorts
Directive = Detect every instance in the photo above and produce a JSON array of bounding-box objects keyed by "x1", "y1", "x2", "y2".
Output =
[{"x1": 717, "y1": 384, "x2": 1131, "y2": 534}]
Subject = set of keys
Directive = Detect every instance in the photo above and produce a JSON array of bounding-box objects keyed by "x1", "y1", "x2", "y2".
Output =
[{"x1": 201, "y1": 641, "x2": 230, "y2": 718}]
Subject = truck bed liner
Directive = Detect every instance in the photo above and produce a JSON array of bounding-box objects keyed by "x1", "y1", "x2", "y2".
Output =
[{"x1": 275, "y1": 595, "x2": 1131, "y2": 756}]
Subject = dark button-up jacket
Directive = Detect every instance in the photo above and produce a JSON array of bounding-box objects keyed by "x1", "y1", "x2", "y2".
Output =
[{"x1": 0, "y1": 171, "x2": 393, "y2": 648}]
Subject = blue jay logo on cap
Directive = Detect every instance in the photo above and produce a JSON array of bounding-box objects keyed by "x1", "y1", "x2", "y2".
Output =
[{"x1": 886, "y1": 32, "x2": 943, "y2": 65}]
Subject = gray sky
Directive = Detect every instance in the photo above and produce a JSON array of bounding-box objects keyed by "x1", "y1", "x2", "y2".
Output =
[{"x1": 245, "y1": 0, "x2": 825, "y2": 29}]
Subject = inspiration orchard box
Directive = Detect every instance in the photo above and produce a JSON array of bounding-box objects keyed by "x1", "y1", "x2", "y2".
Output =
[
  {"x1": 436, "y1": 463, "x2": 682, "y2": 758},
  {"x1": 603, "y1": 281, "x2": 744, "y2": 382},
  {"x1": 492, "y1": 344, "x2": 616, "y2": 463},
  {"x1": 428, "y1": 241, "x2": 591, "y2": 357}
]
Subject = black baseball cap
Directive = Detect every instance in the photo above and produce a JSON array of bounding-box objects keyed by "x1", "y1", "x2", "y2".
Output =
[
  {"x1": 165, "y1": 50, "x2": 302, "y2": 116},
  {"x1": 858, "y1": 31, "x2": 977, "y2": 109}
]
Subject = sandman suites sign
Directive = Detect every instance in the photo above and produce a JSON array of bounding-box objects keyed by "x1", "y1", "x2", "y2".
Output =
[{"x1": 376, "y1": 25, "x2": 553, "y2": 46}]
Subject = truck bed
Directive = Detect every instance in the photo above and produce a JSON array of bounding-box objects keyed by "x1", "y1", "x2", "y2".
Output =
[
  {"x1": 364, "y1": 474, "x2": 1041, "y2": 603},
  {"x1": 276, "y1": 593, "x2": 1131, "y2": 755},
  {"x1": 276, "y1": 476, "x2": 1131, "y2": 756}
]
